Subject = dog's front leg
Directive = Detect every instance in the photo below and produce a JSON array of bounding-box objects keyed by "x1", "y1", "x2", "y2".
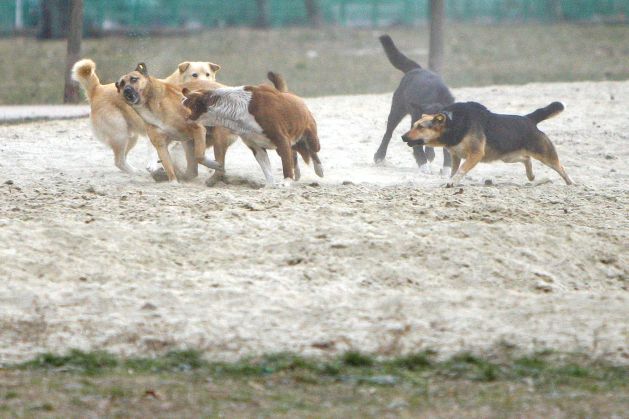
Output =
[
  {"x1": 148, "y1": 128, "x2": 177, "y2": 182},
  {"x1": 190, "y1": 124, "x2": 221, "y2": 170},
  {"x1": 447, "y1": 151, "x2": 483, "y2": 188},
  {"x1": 450, "y1": 153, "x2": 461, "y2": 178}
]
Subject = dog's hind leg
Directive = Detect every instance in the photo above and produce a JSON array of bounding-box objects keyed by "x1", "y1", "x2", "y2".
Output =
[
  {"x1": 522, "y1": 156, "x2": 535, "y2": 181},
  {"x1": 293, "y1": 152, "x2": 301, "y2": 181},
  {"x1": 249, "y1": 145, "x2": 275, "y2": 186},
  {"x1": 304, "y1": 128, "x2": 324, "y2": 178},
  {"x1": 112, "y1": 138, "x2": 139, "y2": 174},
  {"x1": 529, "y1": 134, "x2": 574, "y2": 185},
  {"x1": 374, "y1": 98, "x2": 405, "y2": 164},
  {"x1": 450, "y1": 153, "x2": 461, "y2": 177},
  {"x1": 275, "y1": 139, "x2": 295, "y2": 187},
  {"x1": 533, "y1": 153, "x2": 573, "y2": 185}
]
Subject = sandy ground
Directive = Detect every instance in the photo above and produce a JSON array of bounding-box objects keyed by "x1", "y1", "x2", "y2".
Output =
[{"x1": 0, "y1": 81, "x2": 627, "y2": 364}]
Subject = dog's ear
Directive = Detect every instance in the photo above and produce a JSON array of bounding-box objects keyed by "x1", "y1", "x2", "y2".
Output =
[
  {"x1": 181, "y1": 87, "x2": 190, "y2": 97},
  {"x1": 178, "y1": 62, "x2": 190, "y2": 74},
  {"x1": 115, "y1": 81, "x2": 120, "y2": 93},
  {"x1": 433, "y1": 113, "x2": 447, "y2": 125},
  {"x1": 135, "y1": 63, "x2": 148, "y2": 77},
  {"x1": 208, "y1": 62, "x2": 221, "y2": 74},
  {"x1": 115, "y1": 80, "x2": 123, "y2": 93}
]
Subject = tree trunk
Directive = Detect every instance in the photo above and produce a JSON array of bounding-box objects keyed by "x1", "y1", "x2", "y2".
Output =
[
  {"x1": 305, "y1": 0, "x2": 322, "y2": 27},
  {"x1": 63, "y1": 0, "x2": 83, "y2": 103},
  {"x1": 549, "y1": 0, "x2": 563, "y2": 21},
  {"x1": 255, "y1": 0, "x2": 269, "y2": 28},
  {"x1": 38, "y1": 0, "x2": 70, "y2": 39},
  {"x1": 428, "y1": 0, "x2": 445, "y2": 74}
]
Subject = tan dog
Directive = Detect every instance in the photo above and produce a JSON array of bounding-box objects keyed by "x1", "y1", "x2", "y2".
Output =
[
  {"x1": 115, "y1": 63, "x2": 224, "y2": 182},
  {"x1": 183, "y1": 72, "x2": 323, "y2": 187},
  {"x1": 72, "y1": 59, "x2": 222, "y2": 175}
]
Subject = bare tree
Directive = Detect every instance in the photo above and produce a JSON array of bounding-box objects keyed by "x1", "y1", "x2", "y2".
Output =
[
  {"x1": 255, "y1": 0, "x2": 269, "y2": 28},
  {"x1": 305, "y1": 0, "x2": 322, "y2": 27},
  {"x1": 63, "y1": 0, "x2": 83, "y2": 103},
  {"x1": 549, "y1": 0, "x2": 563, "y2": 21},
  {"x1": 428, "y1": 0, "x2": 445, "y2": 74},
  {"x1": 38, "y1": 0, "x2": 70, "y2": 39}
]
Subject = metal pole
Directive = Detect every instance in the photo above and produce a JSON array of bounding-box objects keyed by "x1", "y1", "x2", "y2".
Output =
[
  {"x1": 428, "y1": 0, "x2": 445, "y2": 74},
  {"x1": 64, "y1": 0, "x2": 83, "y2": 103},
  {"x1": 15, "y1": 0, "x2": 24, "y2": 30}
]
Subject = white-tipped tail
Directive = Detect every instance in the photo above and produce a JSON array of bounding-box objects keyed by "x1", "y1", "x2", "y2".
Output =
[{"x1": 71, "y1": 58, "x2": 100, "y2": 101}]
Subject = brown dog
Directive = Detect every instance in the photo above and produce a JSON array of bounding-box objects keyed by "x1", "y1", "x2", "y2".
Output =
[
  {"x1": 115, "y1": 63, "x2": 223, "y2": 182},
  {"x1": 401, "y1": 101, "x2": 573, "y2": 187},
  {"x1": 182, "y1": 72, "x2": 323, "y2": 187},
  {"x1": 72, "y1": 59, "x2": 224, "y2": 176}
]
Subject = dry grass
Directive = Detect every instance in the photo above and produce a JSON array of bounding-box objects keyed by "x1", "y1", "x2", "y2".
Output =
[{"x1": 0, "y1": 23, "x2": 627, "y2": 104}]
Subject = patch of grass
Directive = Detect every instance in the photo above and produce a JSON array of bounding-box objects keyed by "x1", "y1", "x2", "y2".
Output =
[
  {"x1": 14, "y1": 348, "x2": 627, "y2": 388},
  {"x1": 442, "y1": 352, "x2": 502, "y2": 382},
  {"x1": 2, "y1": 349, "x2": 628, "y2": 417},
  {"x1": 341, "y1": 351, "x2": 374, "y2": 367},
  {"x1": 22, "y1": 349, "x2": 118, "y2": 375},
  {"x1": 1, "y1": 24, "x2": 628, "y2": 104},
  {"x1": 387, "y1": 350, "x2": 434, "y2": 370}
]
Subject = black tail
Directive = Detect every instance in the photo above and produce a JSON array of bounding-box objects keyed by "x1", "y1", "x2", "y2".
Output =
[
  {"x1": 379, "y1": 34, "x2": 421, "y2": 74},
  {"x1": 525, "y1": 102, "x2": 564, "y2": 124}
]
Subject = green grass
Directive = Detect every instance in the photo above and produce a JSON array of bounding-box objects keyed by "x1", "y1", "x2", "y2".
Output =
[
  {"x1": 1, "y1": 23, "x2": 628, "y2": 104},
  {"x1": 1, "y1": 349, "x2": 627, "y2": 417}
]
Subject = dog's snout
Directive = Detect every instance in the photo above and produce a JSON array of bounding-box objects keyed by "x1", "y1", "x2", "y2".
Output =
[{"x1": 123, "y1": 85, "x2": 134, "y2": 95}]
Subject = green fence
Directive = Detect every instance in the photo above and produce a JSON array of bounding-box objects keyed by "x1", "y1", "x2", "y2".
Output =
[{"x1": 2, "y1": 0, "x2": 628, "y2": 34}]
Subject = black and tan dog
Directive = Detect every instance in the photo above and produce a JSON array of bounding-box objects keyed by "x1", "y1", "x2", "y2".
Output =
[
  {"x1": 401, "y1": 101, "x2": 573, "y2": 187},
  {"x1": 115, "y1": 63, "x2": 224, "y2": 182}
]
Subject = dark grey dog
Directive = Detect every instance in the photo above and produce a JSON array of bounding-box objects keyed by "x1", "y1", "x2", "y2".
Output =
[{"x1": 374, "y1": 35, "x2": 454, "y2": 174}]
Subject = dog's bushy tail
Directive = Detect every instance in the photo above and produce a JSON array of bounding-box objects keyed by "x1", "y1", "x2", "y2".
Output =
[
  {"x1": 525, "y1": 102, "x2": 564, "y2": 124},
  {"x1": 267, "y1": 71, "x2": 288, "y2": 92},
  {"x1": 379, "y1": 34, "x2": 421, "y2": 74},
  {"x1": 71, "y1": 59, "x2": 101, "y2": 101}
]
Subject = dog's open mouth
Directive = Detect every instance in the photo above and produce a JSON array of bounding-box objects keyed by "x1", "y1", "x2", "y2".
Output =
[
  {"x1": 401, "y1": 135, "x2": 425, "y2": 147},
  {"x1": 123, "y1": 87, "x2": 140, "y2": 105}
]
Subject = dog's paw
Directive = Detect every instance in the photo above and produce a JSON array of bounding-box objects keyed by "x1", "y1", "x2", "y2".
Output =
[
  {"x1": 205, "y1": 172, "x2": 225, "y2": 187},
  {"x1": 314, "y1": 162, "x2": 324, "y2": 178},
  {"x1": 148, "y1": 167, "x2": 170, "y2": 183},
  {"x1": 201, "y1": 157, "x2": 222, "y2": 170},
  {"x1": 445, "y1": 182, "x2": 454, "y2": 188},
  {"x1": 280, "y1": 178, "x2": 293, "y2": 188},
  {"x1": 440, "y1": 167, "x2": 451, "y2": 178},
  {"x1": 373, "y1": 153, "x2": 386, "y2": 165},
  {"x1": 418, "y1": 163, "x2": 432, "y2": 175}
]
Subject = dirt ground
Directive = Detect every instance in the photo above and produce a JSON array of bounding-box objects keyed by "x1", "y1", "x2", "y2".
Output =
[{"x1": 0, "y1": 81, "x2": 627, "y2": 364}]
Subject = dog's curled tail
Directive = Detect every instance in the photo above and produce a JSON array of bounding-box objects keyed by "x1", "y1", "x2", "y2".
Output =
[
  {"x1": 525, "y1": 101, "x2": 564, "y2": 124},
  {"x1": 267, "y1": 71, "x2": 288, "y2": 92},
  {"x1": 71, "y1": 59, "x2": 101, "y2": 101},
  {"x1": 379, "y1": 34, "x2": 421, "y2": 74}
]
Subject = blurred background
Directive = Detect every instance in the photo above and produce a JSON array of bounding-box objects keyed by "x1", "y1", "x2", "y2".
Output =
[{"x1": 0, "y1": 0, "x2": 627, "y2": 104}]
